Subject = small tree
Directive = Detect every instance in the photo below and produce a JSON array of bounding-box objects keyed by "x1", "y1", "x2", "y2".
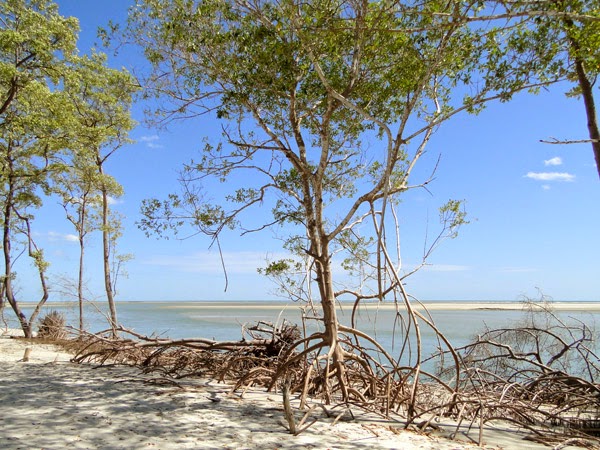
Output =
[
  {"x1": 60, "y1": 52, "x2": 137, "y2": 337},
  {"x1": 56, "y1": 162, "x2": 100, "y2": 334},
  {"x1": 0, "y1": 0, "x2": 79, "y2": 337}
]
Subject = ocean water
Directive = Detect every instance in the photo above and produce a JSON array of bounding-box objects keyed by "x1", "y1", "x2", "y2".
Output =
[{"x1": 8, "y1": 300, "x2": 600, "y2": 362}]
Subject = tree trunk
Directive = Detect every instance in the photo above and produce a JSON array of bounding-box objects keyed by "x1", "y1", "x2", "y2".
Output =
[
  {"x1": 573, "y1": 56, "x2": 600, "y2": 180},
  {"x1": 77, "y1": 196, "x2": 88, "y2": 336},
  {"x1": 317, "y1": 254, "x2": 339, "y2": 347},
  {"x1": 314, "y1": 242, "x2": 350, "y2": 401},
  {"x1": 564, "y1": 19, "x2": 600, "y2": 180},
  {"x1": 22, "y1": 217, "x2": 50, "y2": 333},
  {"x1": 2, "y1": 161, "x2": 32, "y2": 338},
  {"x1": 97, "y1": 157, "x2": 118, "y2": 337},
  {"x1": 102, "y1": 187, "x2": 118, "y2": 337},
  {"x1": 78, "y1": 232, "x2": 85, "y2": 335}
]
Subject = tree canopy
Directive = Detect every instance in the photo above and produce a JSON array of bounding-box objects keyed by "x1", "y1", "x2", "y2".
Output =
[
  {"x1": 0, "y1": 0, "x2": 136, "y2": 337},
  {"x1": 128, "y1": 0, "x2": 585, "y2": 406}
]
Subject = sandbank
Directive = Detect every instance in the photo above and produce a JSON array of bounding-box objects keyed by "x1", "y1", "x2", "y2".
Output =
[
  {"x1": 158, "y1": 300, "x2": 600, "y2": 312},
  {"x1": 0, "y1": 329, "x2": 588, "y2": 449}
]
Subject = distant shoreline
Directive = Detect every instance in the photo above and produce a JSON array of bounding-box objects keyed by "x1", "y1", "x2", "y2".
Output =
[
  {"x1": 19, "y1": 300, "x2": 600, "y2": 312},
  {"x1": 157, "y1": 301, "x2": 600, "y2": 312}
]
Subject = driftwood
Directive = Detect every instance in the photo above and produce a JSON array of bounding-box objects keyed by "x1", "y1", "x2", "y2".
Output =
[
  {"x1": 72, "y1": 314, "x2": 459, "y2": 421},
  {"x1": 73, "y1": 320, "x2": 301, "y2": 383},
  {"x1": 37, "y1": 310, "x2": 68, "y2": 340}
]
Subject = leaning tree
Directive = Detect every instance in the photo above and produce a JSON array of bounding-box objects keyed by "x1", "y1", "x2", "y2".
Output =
[{"x1": 128, "y1": 0, "x2": 563, "y2": 413}]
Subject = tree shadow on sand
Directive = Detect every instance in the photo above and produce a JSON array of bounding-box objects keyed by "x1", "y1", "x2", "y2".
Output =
[{"x1": 0, "y1": 362, "x2": 414, "y2": 449}]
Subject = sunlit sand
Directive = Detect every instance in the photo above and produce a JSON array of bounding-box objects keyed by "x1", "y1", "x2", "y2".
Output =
[{"x1": 1, "y1": 329, "x2": 580, "y2": 449}]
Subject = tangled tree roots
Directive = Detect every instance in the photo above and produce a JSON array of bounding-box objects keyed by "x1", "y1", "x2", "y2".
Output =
[
  {"x1": 73, "y1": 320, "x2": 303, "y2": 386},
  {"x1": 71, "y1": 302, "x2": 600, "y2": 447},
  {"x1": 435, "y1": 302, "x2": 600, "y2": 447},
  {"x1": 73, "y1": 318, "x2": 459, "y2": 423},
  {"x1": 265, "y1": 324, "x2": 458, "y2": 422}
]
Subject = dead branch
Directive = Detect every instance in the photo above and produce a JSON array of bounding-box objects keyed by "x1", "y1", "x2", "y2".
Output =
[
  {"x1": 540, "y1": 137, "x2": 600, "y2": 145},
  {"x1": 433, "y1": 303, "x2": 600, "y2": 445}
]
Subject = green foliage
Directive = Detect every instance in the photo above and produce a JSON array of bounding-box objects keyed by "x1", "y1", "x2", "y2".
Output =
[
  {"x1": 339, "y1": 229, "x2": 374, "y2": 276},
  {"x1": 0, "y1": 0, "x2": 79, "y2": 246},
  {"x1": 258, "y1": 259, "x2": 299, "y2": 277},
  {"x1": 125, "y1": 0, "x2": 583, "y2": 300},
  {"x1": 0, "y1": 0, "x2": 136, "y2": 337},
  {"x1": 0, "y1": 1, "x2": 136, "y2": 220},
  {"x1": 63, "y1": 51, "x2": 137, "y2": 155},
  {"x1": 30, "y1": 248, "x2": 49, "y2": 272},
  {"x1": 439, "y1": 199, "x2": 469, "y2": 240},
  {"x1": 140, "y1": 193, "x2": 232, "y2": 239},
  {"x1": 481, "y1": 1, "x2": 600, "y2": 101}
]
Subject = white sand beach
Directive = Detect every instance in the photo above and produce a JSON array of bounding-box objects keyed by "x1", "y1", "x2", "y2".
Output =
[{"x1": 0, "y1": 329, "x2": 589, "y2": 450}]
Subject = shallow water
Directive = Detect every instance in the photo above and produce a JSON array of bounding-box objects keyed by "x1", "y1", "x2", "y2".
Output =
[{"x1": 9, "y1": 300, "x2": 600, "y2": 363}]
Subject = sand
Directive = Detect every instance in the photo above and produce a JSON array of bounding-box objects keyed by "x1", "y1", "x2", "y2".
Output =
[{"x1": 0, "y1": 329, "x2": 589, "y2": 450}]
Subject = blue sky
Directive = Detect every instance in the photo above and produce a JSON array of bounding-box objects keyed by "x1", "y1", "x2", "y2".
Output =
[{"x1": 20, "y1": 1, "x2": 600, "y2": 303}]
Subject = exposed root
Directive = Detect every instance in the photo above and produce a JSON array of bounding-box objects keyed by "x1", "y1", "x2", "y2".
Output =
[{"x1": 68, "y1": 301, "x2": 600, "y2": 446}]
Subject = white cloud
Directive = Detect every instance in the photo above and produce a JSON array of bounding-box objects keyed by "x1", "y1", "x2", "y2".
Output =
[
  {"x1": 544, "y1": 157, "x2": 563, "y2": 166},
  {"x1": 145, "y1": 252, "x2": 473, "y2": 278},
  {"x1": 106, "y1": 195, "x2": 123, "y2": 205},
  {"x1": 140, "y1": 135, "x2": 159, "y2": 142},
  {"x1": 139, "y1": 134, "x2": 164, "y2": 149},
  {"x1": 542, "y1": 184, "x2": 551, "y2": 190},
  {"x1": 498, "y1": 267, "x2": 537, "y2": 273},
  {"x1": 46, "y1": 231, "x2": 79, "y2": 242},
  {"x1": 401, "y1": 263, "x2": 470, "y2": 273},
  {"x1": 525, "y1": 172, "x2": 575, "y2": 182}
]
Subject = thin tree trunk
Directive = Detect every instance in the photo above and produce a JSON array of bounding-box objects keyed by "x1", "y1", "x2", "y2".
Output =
[
  {"x1": 77, "y1": 194, "x2": 88, "y2": 336},
  {"x1": 564, "y1": 19, "x2": 600, "y2": 180},
  {"x1": 3, "y1": 209, "x2": 29, "y2": 336},
  {"x1": 93, "y1": 150, "x2": 119, "y2": 338},
  {"x1": 102, "y1": 187, "x2": 118, "y2": 337},
  {"x1": 78, "y1": 233, "x2": 85, "y2": 335},
  {"x1": 24, "y1": 218, "x2": 49, "y2": 331},
  {"x1": 2, "y1": 163, "x2": 31, "y2": 337},
  {"x1": 0, "y1": 278, "x2": 4, "y2": 311}
]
